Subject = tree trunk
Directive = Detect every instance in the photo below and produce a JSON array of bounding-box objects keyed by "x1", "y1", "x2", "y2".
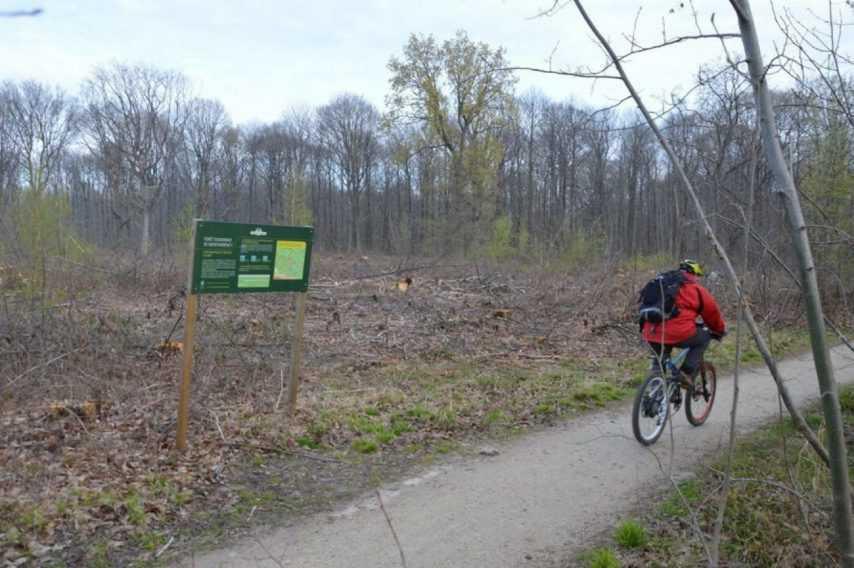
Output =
[
  {"x1": 733, "y1": 1, "x2": 854, "y2": 563},
  {"x1": 141, "y1": 205, "x2": 151, "y2": 256}
]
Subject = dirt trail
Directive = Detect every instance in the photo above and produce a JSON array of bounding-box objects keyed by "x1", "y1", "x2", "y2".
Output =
[{"x1": 186, "y1": 346, "x2": 854, "y2": 568}]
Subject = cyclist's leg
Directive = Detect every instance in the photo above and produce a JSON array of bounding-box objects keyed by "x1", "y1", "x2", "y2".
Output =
[
  {"x1": 647, "y1": 342, "x2": 671, "y2": 373},
  {"x1": 676, "y1": 328, "x2": 711, "y2": 377}
]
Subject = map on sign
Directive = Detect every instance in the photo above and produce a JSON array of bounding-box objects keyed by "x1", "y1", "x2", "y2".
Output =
[
  {"x1": 191, "y1": 221, "x2": 313, "y2": 294},
  {"x1": 274, "y1": 241, "x2": 307, "y2": 280}
]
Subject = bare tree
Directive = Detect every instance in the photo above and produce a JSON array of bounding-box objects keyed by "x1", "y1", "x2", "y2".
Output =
[
  {"x1": 3, "y1": 80, "x2": 79, "y2": 192},
  {"x1": 184, "y1": 98, "x2": 229, "y2": 219},
  {"x1": 83, "y1": 63, "x2": 188, "y2": 255},
  {"x1": 317, "y1": 94, "x2": 379, "y2": 250}
]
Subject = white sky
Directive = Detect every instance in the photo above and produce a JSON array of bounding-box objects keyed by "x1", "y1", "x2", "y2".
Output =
[{"x1": 2, "y1": 1, "x2": 851, "y2": 125}]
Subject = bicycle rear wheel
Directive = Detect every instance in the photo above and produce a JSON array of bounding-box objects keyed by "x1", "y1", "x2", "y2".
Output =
[
  {"x1": 632, "y1": 374, "x2": 671, "y2": 445},
  {"x1": 685, "y1": 361, "x2": 716, "y2": 426}
]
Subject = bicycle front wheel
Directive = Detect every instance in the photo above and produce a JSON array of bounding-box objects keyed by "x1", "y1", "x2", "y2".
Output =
[
  {"x1": 632, "y1": 374, "x2": 671, "y2": 445},
  {"x1": 686, "y1": 361, "x2": 716, "y2": 426}
]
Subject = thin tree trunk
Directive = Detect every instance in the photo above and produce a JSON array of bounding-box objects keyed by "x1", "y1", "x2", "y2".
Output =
[
  {"x1": 711, "y1": 135, "x2": 757, "y2": 566},
  {"x1": 141, "y1": 205, "x2": 151, "y2": 256},
  {"x1": 732, "y1": 1, "x2": 854, "y2": 563}
]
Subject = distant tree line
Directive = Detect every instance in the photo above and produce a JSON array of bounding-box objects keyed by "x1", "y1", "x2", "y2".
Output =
[{"x1": 0, "y1": 31, "x2": 851, "y2": 280}]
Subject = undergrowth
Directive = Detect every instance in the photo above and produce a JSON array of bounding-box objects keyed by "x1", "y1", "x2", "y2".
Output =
[{"x1": 587, "y1": 385, "x2": 854, "y2": 567}]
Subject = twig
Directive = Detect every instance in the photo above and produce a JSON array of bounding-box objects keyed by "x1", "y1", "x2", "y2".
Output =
[
  {"x1": 274, "y1": 368, "x2": 285, "y2": 411},
  {"x1": 155, "y1": 535, "x2": 175, "y2": 559},
  {"x1": 376, "y1": 489, "x2": 408, "y2": 568},
  {"x1": 210, "y1": 410, "x2": 226, "y2": 442},
  {"x1": 3, "y1": 346, "x2": 85, "y2": 392}
]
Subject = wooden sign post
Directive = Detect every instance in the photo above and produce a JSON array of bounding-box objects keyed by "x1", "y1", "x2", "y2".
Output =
[
  {"x1": 175, "y1": 220, "x2": 314, "y2": 451},
  {"x1": 287, "y1": 292, "x2": 307, "y2": 418}
]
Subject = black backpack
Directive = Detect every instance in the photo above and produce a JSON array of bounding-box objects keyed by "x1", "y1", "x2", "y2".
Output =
[{"x1": 638, "y1": 270, "x2": 685, "y2": 328}]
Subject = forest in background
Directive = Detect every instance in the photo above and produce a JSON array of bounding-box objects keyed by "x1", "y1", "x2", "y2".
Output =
[{"x1": 0, "y1": 24, "x2": 851, "y2": 299}]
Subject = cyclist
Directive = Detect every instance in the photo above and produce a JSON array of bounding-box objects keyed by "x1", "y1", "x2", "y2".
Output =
[{"x1": 642, "y1": 259, "x2": 726, "y2": 388}]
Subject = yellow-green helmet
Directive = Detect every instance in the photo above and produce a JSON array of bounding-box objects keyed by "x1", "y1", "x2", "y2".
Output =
[{"x1": 679, "y1": 259, "x2": 704, "y2": 277}]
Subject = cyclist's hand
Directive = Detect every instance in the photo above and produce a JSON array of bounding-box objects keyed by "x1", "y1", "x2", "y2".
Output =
[{"x1": 710, "y1": 331, "x2": 726, "y2": 342}]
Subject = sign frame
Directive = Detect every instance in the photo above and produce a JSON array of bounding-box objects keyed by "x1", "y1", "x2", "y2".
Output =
[
  {"x1": 190, "y1": 220, "x2": 314, "y2": 295},
  {"x1": 176, "y1": 219, "x2": 312, "y2": 451}
]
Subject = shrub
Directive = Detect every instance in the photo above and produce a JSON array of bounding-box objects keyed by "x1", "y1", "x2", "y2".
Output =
[{"x1": 614, "y1": 519, "x2": 647, "y2": 549}]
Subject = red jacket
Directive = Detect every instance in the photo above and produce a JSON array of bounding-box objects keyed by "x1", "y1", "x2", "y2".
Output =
[{"x1": 642, "y1": 272, "x2": 726, "y2": 345}]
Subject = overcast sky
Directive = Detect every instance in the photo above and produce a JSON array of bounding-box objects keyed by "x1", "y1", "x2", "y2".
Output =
[{"x1": 2, "y1": 1, "x2": 851, "y2": 125}]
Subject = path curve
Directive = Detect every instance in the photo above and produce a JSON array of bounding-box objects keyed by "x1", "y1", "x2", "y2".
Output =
[{"x1": 187, "y1": 346, "x2": 854, "y2": 567}]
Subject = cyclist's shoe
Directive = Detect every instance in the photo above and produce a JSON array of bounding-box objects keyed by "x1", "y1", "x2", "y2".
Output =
[
  {"x1": 670, "y1": 388, "x2": 682, "y2": 411},
  {"x1": 678, "y1": 369, "x2": 696, "y2": 390}
]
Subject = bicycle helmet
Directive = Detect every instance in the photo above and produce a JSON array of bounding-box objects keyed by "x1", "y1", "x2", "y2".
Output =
[{"x1": 679, "y1": 259, "x2": 704, "y2": 277}]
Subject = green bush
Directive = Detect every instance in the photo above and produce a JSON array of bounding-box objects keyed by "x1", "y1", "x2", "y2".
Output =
[
  {"x1": 4, "y1": 188, "x2": 90, "y2": 291},
  {"x1": 555, "y1": 230, "x2": 605, "y2": 271},
  {"x1": 484, "y1": 215, "x2": 528, "y2": 261},
  {"x1": 614, "y1": 519, "x2": 647, "y2": 549}
]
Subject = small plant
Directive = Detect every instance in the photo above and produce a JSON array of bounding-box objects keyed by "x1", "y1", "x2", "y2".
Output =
[
  {"x1": 484, "y1": 409, "x2": 508, "y2": 426},
  {"x1": 296, "y1": 435, "x2": 321, "y2": 449},
  {"x1": 135, "y1": 530, "x2": 166, "y2": 552},
  {"x1": 839, "y1": 386, "x2": 854, "y2": 413},
  {"x1": 375, "y1": 428, "x2": 396, "y2": 445},
  {"x1": 124, "y1": 493, "x2": 146, "y2": 526},
  {"x1": 407, "y1": 404, "x2": 434, "y2": 421},
  {"x1": 352, "y1": 438, "x2": 378, "y2": 454},
  {"x1": 89, "y1": 540, "x2": 110, "y2": 568},
  {"x1": 659, "y1": 479, "x2": 701, "y2": 518},
  {"x1": 586, "y1": 547, "x2": 620, "y2": 568},
  {"x1": 614, "y1": 519, "x2": 647, "y2": 549}
]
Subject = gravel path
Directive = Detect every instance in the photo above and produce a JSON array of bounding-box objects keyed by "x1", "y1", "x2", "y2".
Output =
[{"x1": 187, "y1": 346, "x2": 854, "y2": 568}]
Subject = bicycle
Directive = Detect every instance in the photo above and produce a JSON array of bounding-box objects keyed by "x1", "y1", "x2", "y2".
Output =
[{"x1": 631, "y1": 330, "x2": 718, "y2": 446}]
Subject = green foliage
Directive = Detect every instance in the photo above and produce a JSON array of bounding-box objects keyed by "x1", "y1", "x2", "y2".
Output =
[
  {"x1": 555, "y1": 230, "x2": 605, "y2": 271},
  {"x1": 585, "y1": 548, "x2": 620, "y2": 568},
  {"x1": 296, "y1": 435, "x2": 320, "y2": 449},
  {"x1": 659, "y1": 479, "x2": 701, "y2": 518},
  {"x1": 613, "y1": 519, "x2": 648, "y2": 549},
  {"x1": 124, "y1": 492, "x2": 146, "y2": 526},
  {"x1": 4, "y1": 187, "x2": 89, "y2": 291},
  {"x1": 484, "y1": 215, "x2": 528, "y2": 261},
  {"x1": 173, "y1": 200, "x2": 195, "y2": 245},
  {"x1": 286, "y1": 173, "x2": 313, "y2": 226},
  {"x1": 840, "y1": 387, "x2": 854, "y2": 414}
]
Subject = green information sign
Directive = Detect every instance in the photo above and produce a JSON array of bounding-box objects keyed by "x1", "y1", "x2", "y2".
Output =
[{"x1": 190, "y1": 220, "x2": 313, "y2": 294}]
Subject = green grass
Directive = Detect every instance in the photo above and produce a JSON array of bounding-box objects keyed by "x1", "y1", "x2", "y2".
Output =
[
  {"x1": 352, "y1": 438, "x2": 379, "y2": 454},
  {"x1": 613, "y1": 519, "x2": 647, "y2": 549},
  {"x1": 585, "y1": 547, "x2": 621, "y2": 568},
  {"x1": 608, "y1": 384, "x2": 854, "y2": 567},
  {"x1": 658, "y1": 479, "x2": 701, "y2": 518}
]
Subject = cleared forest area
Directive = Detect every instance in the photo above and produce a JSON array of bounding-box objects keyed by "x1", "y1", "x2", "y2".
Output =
[{"x1": 0, "y1": 252, "x2": 825, "y2": 565}]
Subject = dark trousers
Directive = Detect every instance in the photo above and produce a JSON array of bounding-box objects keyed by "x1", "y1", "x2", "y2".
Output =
[{"x1": 648, "y1": 327, "x2": 711, "y2": 375}]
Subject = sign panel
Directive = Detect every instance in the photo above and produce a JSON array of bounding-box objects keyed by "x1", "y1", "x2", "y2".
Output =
[{"x1": 190, "y1": 221, "x2": 313, "y2": 294}]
